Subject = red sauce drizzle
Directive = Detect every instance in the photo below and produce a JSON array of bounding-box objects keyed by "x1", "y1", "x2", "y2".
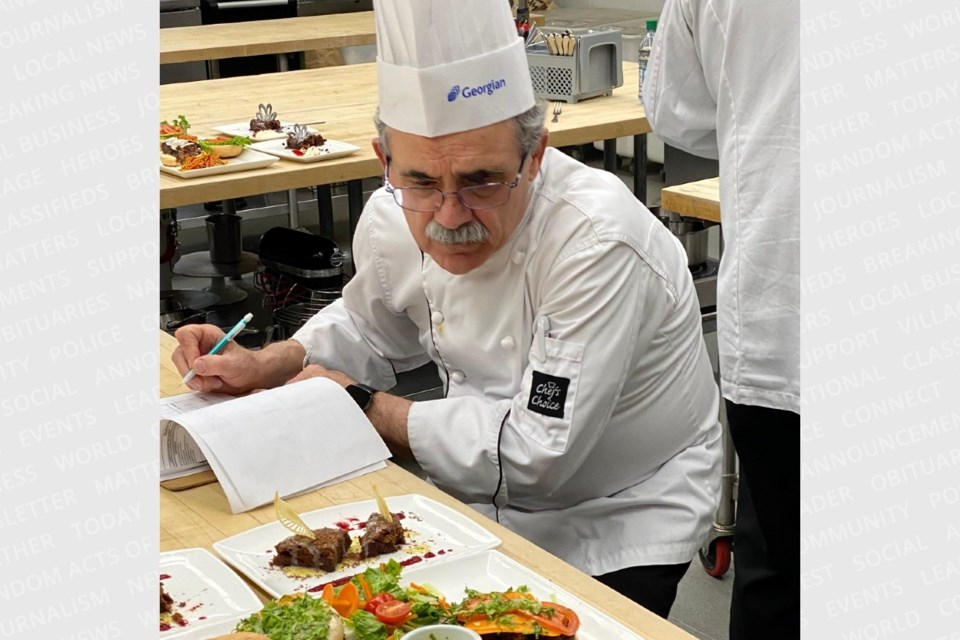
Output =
[
  {"x1": 399, "y1": 555, "x2": 423, "y2": 568},
  {"x1": 160, "y1": 574, "x2": 171, "y2": 580}
]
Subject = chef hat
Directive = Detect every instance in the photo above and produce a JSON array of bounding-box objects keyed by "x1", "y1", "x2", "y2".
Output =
[{"x1": 374, "y1": 0, "x2": 535, "y2": 138}]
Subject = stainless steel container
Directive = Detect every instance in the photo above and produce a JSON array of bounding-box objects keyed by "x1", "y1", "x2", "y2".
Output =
[{"x1": 660, "y1": 213, "x2": 710, "y2": 267}]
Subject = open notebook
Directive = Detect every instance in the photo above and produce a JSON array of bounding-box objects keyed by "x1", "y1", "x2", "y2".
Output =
[{"x1": 159, "y1": 377, "x2": 391, "y2": 513}]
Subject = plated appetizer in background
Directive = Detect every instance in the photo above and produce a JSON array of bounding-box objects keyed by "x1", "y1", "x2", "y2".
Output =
[
  {"x1": 158, "y1": 115, "x2": 277, "y2": 179},
  {"x1": 160, "y1": 115, "x2": 190, "y2": 139},
  {"x1": 199, "y1": 135, "x2": 253, "y2": 159},
  {"x1": 160, "y1": 137, "x2": 204, "y2": 168}
]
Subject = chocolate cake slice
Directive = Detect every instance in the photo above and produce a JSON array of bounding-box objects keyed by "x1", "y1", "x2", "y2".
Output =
[
  {"x1": 359, "y1": 513, "x2": 405, "y2": 558},
  {"x1": 250, "y1": 103, "x2": 282, "y2": 133},
  {"x1": 272, "y1": 527, "x2": 351, "y2": 571},
  {"x1": 285, "y1": 124, "x2": 327, "y2": 151}
]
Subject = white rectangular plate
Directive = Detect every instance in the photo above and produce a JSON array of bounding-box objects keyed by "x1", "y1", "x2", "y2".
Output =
[
  {"x1": 213, "y1": 121, "x2": 320, "y2": 142},
  {"x1": 159, "y1": 147, "x2": 278, "y2": 179},
  {"x1": 403, "y1": 550, "x2": 645, "y2": 640},
  {"x1": 160, "y1": 548, "x2": 262, "y2": 639},
  {"x1": 249, "y1": 138, "x2": 361, "y2": 163},
  {"x1": 213, "y1": 494, "x2": 501, "y2": 599}
]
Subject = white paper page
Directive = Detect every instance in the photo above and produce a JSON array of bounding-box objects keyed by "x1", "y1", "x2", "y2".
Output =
[
  {"x1": 172, "y1": 378, "x2": 391, "y2": 513},
  {"x1": 158, "y1": 393, "x2": 233, "y2": 480},
  {"x1": 287, "y1": 460, "x2": 387, "y2": 498}
]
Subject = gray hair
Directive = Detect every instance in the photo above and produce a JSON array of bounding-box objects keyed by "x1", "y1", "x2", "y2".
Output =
[{"x1": 374, "y1": 99, "x2": 548, "y2": 159}]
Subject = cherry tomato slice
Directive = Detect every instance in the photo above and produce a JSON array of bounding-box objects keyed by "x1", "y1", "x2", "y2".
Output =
[
  {"x1": 364, "y1": 592, "x2": 396, "y2": 613},
  {"x1": 374, "y1": 599, "x2": 412, "y2": 625},
  {"x1": 523, "y1": 602, "x2": 580, "y2": 636}
]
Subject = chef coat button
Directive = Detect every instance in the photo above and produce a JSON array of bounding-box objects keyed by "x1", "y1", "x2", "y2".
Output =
[
  {"x1": 431, "y1": 311, "x2": 444, "y2": 325},
  {"x1": 450, "y1": 370, "x2": 465, "y2": 383},
  {"x1": 500, "y1": 336, "x2": 515, "y2": 350},
  {"x1": 512, "y1": 251, "x2": 525, "y2": 264}
]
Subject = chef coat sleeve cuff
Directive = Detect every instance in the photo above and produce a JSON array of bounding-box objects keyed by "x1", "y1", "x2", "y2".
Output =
[{"x1": 407, "y1": 397, "x2": 510, "y2": 505}]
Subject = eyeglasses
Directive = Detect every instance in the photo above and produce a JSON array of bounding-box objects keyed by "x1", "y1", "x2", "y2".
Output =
[{"x1": 384, "y1": 155, "x2": 527, "y2": 212}]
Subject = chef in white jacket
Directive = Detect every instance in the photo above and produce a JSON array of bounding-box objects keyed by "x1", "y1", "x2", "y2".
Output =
[
  {"x1": 642, "y1": 0, "x2": 799, "y2": 637},
  {"x1": 173, "y1": 0, "x2": 721, "y2": 618}
]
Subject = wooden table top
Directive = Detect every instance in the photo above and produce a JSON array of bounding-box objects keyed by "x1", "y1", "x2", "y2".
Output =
[
  {"x1": 158, "y1": 331, "x2": 694, "y2": 640},
  {"x1": 160, "y1": 12, "x2": 378, "y2": 65},
  {"x1": 660, "y1": 177, "x2": 721, "y2": 223},
  {"x1": 159, "y1": 62, "x2": 649, "y2": 209},
  {"x1": 160, "y1": 12, "x2": 546, "y2": 64}
]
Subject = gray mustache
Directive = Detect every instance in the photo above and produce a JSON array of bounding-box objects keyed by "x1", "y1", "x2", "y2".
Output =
[{"x1": 425, "y1": 220, "x2": 489, "y2": 244}]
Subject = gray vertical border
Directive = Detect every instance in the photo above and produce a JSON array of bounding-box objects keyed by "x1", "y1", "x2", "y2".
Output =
[
  {"x1": 0, "y1": 0, "x2": 158, "y2": 637},
  {"x1": 802, "y1": 0, "x2": 960, "y2": 637}
]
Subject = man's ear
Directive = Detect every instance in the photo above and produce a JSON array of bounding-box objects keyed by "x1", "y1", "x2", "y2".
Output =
[
  {"x1": 526, "y1": 129, "x2": 549, "y2": 180},
  {"x1": 372, "y1": 137, "x2": 387, "y2": 169}
]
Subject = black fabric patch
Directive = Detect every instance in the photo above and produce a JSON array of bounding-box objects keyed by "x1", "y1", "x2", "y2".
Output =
[{"x1": 527, "y1": 371, "x2": 569, "y2": 418}]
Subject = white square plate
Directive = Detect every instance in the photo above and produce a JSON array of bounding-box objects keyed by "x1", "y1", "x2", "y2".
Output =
[
  {"x1": 249, "y1": 138, "x2": 362, "y2": 163},
  {"x1": 213, "y1": 494, "x2": 501, "y2": 599},
  {"x1": 403, "y1": 550, "x2": 645, "y2": 640},
  {"x1": 212, "y1": 121, "x2": 321, "y2": 142},
  {"x1": 159, "y1": 148, "x2": 278, "y2": 179},
  {"x1": 159, "y1": 547, "x2": 262, "y2": 639}
]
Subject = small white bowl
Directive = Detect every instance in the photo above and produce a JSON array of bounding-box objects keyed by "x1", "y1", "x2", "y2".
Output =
[{"x1": 399, "y1": 624, "x2": 483, "y2": 640}]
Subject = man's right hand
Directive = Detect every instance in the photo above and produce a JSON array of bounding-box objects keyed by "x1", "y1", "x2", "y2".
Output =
[{"x1": 172, "y1": 324, "x2": 262, "y2": 394}]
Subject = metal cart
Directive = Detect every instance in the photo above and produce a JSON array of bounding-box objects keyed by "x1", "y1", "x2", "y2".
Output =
[{"x1": 697, "y1": 310, "x2": 738, "y2": 578}]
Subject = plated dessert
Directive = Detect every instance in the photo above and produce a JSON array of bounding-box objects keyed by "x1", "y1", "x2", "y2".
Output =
[
  {"x1": 284, "y1": 123, "x2": 328, "y2": 157},
  {"x1": 250, "y1": 103, "x2": 282, "y2": 136}
]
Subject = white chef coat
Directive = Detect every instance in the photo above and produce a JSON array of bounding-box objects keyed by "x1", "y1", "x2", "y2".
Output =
[
  {"x1": 294, "y1": 148, "x2": 721, "y2": 574},
  {"x1": 642, "y1": 0, "x2": 800, "y2": 414}
]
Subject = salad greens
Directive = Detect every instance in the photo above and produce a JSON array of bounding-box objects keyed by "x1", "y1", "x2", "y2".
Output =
[
  {"x1": 197, "y1": 135, "x2": 252, "y2": 151},
  {"x1": 341, "y1": 560, "x2": 454, "y2": 640},
  {"x1": 235, "y1": 593, "x2": 336, "y2": 640}
]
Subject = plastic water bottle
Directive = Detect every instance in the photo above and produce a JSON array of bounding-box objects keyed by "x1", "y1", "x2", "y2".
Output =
[{"x1": 637, "y1": 19, "x2": 657, "y2": 101}]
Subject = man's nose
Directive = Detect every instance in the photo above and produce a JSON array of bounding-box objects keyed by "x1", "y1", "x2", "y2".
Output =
[{"x1": 433, "y1": 191, "x2": 472, "y2": 228}]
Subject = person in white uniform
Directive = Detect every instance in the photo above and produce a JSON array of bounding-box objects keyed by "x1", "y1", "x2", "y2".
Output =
[
  {"x1": 642, "y1": 0, "x2": 800, "y2": 637},
  {"x1": 173, "y1": 0, "x2": 722, "y2": 617}
]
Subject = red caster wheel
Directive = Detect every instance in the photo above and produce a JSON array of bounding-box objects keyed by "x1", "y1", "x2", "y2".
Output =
[{"x1": 699, "y1": 537, "x2": 732, "y2": 578}]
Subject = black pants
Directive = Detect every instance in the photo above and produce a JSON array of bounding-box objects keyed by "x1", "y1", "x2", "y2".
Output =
[
  {"x1": 726, "y1": 400, "x2": 799, "y2": 640},
  {"x1": 594, "y1": 561, "x2": 691, "y2": 618}
]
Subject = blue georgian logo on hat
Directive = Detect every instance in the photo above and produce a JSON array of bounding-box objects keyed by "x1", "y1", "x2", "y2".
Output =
[{"x1": 447, "y1": 79, "x2": 507, "y2": 103}]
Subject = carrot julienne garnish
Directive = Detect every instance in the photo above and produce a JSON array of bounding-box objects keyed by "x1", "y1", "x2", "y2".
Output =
[{"x1": 180, "y1": 153, "x2": 227, "y2": 171}]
